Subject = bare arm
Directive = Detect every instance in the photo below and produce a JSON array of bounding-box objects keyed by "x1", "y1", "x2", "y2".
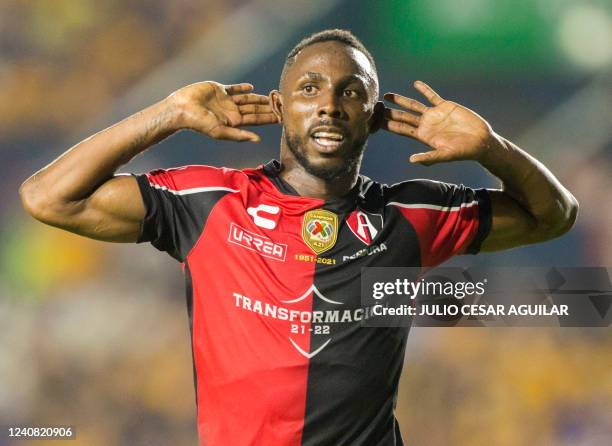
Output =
[
  {"x1": 474, "y1": 135, "x2": 578, "y2": 251},
  {"x1": 381, "y1": 81, "x2": 578, "y2": 251},
  {"x1": 19, "y1": 82, "x2": 277, "y2": 242}
]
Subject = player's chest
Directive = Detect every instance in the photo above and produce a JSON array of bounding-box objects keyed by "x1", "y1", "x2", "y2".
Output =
[{"x1": 196, "y1": 191, "x2": 420, "y2": 273}]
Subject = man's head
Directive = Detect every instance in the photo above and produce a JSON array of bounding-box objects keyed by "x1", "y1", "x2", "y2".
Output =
[{"x1": 271, "y1": 29, "x2": 381, "y2": 182}]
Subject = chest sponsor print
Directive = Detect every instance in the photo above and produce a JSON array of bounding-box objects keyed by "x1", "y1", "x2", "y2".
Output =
[
  {"x1": 228, "y1": 222, "x2": 287, "y2": 261},
  {"x1": 232, "y1": 285, "x2": 375, "y2": 358}
]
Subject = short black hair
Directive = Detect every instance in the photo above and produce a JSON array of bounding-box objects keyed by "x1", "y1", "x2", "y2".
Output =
[{"x1": 280, "y1": 29, "x2": 379, "y2": 99}]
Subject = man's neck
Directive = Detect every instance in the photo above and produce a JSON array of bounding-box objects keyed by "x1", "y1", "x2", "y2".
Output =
[
  {"x1": 278, "y1": 158, "x2": 359, "y2": 200},
  {"x1": 280, "y1": 167, "x2": 357, "y2": 200}
]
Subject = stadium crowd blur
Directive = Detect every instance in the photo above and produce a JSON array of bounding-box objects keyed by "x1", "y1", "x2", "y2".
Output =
[{"x1": 1, "y1": 1, "x2": 611, "y2": 445}]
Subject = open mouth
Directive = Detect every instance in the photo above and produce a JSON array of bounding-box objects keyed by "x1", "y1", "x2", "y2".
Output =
[{"x1": 312, "y1": 131, "x2": 345, "y2": 150}]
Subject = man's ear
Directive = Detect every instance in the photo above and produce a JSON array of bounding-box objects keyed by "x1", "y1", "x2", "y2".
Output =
[
  {"x1": 368, "y1": 101, "x2": 385, "y2": 134},
  {"x1": 270, "y1": 90, "x2": 283, "y2": 123}
]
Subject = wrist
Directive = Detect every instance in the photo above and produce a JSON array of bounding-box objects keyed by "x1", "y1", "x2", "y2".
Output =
[
  {"x1": 160, "y1": 94, "x2": 190, "y2": 131},
  {"x1": 476, "y1": 132, "x2": 509, "y2": 165}
]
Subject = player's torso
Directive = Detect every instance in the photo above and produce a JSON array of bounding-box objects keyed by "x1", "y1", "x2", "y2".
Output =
[{"x1": 186, "y1": 167, "x2": 415, "y2": 445}]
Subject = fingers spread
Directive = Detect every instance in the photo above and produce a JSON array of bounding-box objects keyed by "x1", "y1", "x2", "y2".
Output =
[
  {"x1": 209, "y1": 125, "x2": 260, "y2": 142},
  {"x1": 384, "y1": 93, "x2": 427, "y2": 114},
  {"x1": 238, "y1": 104, "x2": 274, "y2": 114},
  {"x1": 232, "y1": 93, "x2": 270, "y2": 106},
  {"x1": 241, "y1": 113, "x2": 279, "y2": 126},
  {"x1": 384, "y1": 108, "x2": 420, "y2": 126},
  {"x1": 225, "y1": 83, "x2": 254, "y2": 95},
  {"x1": 414, "y1": 80, "x2": 443, "y2": 106},
  {"x1": 381, "y1": 119, "x2": 417, "y2": 138}
]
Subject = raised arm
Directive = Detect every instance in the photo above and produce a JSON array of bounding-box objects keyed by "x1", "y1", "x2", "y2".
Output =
[
  {"x1": 381, "y1": 81, "x2": 579, "y2": 252},
  {"x1": 19, "y1": 82, "x2": 277, "y2": 242}
]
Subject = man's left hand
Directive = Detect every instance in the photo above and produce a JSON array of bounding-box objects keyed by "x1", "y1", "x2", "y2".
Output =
[{"x1": 382, "y1": 81, "x2": 497, "y2": 165}]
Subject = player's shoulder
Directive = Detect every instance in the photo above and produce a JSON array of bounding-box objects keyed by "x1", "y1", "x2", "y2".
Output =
[
  {"x1": 142, "y1": 164, "x2": 255, "y2": 192},
  {"x1": 382, "y1": 178, "x2": 471, "y2": 207}
]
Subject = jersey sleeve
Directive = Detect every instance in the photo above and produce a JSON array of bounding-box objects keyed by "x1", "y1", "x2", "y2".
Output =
[
  {"x1": 386, "y1": 179, "x2": 492, "y2": 267},
  {"x1": 133, "y1": 165, "x2": 240, "y2": 262}
]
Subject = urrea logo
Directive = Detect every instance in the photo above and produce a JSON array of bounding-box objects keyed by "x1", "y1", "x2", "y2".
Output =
[{"x1": 228, "y1": 223, "x2": 287, "y2": 261}]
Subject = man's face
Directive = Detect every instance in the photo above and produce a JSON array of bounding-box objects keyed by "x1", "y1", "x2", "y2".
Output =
[{"x1": 272, "y1": 41, "x2": 379, "y2": 181}]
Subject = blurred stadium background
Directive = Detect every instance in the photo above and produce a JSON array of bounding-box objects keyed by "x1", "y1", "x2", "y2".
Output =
[{"x1": 1, "y1": 1, "x2": 611, "y2": 445}]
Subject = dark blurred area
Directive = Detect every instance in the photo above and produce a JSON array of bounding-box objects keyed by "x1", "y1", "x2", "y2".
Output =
[{"x1": 1, "y1": 1, "x2": 611, "y2": 445}]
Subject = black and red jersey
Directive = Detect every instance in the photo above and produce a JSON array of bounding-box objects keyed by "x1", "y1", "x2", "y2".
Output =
[{"x1": 134, "y1": 159, "x2": 492, "y2": 446}]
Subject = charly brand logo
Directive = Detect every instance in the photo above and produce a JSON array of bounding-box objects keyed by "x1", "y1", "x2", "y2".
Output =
[
  {"x1": 302, "y1": 209, "x2": 338, "y2": 254},
  {"x1": 247, "y1": 203, "x2": 280, "y2": 229},
  {"x1": 346, "y1": 210, "x2": 383, "y2": 245},
  {"x1": 228, "y1": 223, "x2": 287, "y2": 261}
]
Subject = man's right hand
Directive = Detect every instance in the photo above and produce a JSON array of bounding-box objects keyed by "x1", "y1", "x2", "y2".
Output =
[
  {"x1": 20, "y1": 80, "x2": 278, "y2": 243},
  {"x1": 169, "y1": 81, "x2": 278, "y2": 142}
]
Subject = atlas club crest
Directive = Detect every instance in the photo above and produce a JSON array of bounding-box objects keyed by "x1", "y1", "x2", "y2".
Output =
[
  {"x1": 346, "y1": 210, "x2": 383, "y2": 245},
  {"x1": 302, "y1": 209, "x2": 338, "y2": 254}
]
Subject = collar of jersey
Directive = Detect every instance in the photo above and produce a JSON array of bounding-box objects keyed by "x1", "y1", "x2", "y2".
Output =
[{"x1": 256, "y1": 159, "x2": 363, "y2": 214}]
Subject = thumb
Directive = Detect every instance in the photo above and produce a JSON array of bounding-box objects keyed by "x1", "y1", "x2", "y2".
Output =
[
  {"x1": 409, "y1": 151, "x2": 441, "y2": 165},
  {"x1": 209, "y1": 125, "x2": 261, "y2": 142}
]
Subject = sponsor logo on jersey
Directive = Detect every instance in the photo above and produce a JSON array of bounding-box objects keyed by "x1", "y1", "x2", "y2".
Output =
[
  {"x1": 228, "y1": 222, "x2": 287, "y2": 261},
  {"x1": 302, "y1": 209, "x2": 338, "y2": 254},
  {"x1": 342, "y1": 242, "x2": 388, "y2": 262},
  {"x1": 247, "y1": 203, "x2": 280, "y2": 229},
  {"x1": 233, "y1": 285, "x2": 376, "y2": 358},
  {"x1": 346, "y1": 210, "x2": 383, "y2": 245}
]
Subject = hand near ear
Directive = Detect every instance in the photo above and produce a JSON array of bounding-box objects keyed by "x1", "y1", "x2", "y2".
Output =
[
  {"x1": 169, "y1": 81, "x2": 279, "y2": 142},
  {"x1": 380, "y1": 81, "x2": 494, "y2": 165}
]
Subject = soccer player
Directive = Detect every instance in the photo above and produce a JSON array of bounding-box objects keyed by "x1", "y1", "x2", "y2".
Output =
[{"x1": 20, "y1": 29, "x2": 577, "y2": 445}]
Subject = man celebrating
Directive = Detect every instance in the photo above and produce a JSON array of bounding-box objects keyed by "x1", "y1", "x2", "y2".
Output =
[{"x1": 20, "y1": 29, "x2": 577, "y2": 445}]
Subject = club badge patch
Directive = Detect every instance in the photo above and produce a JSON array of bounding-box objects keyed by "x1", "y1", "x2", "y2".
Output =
[
  {"x1": 302, "y1": 209, "x2": 338, "y2": 254},
  {"x1": 346, "y1": 210, "x2": 383, "y2": 246}
]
